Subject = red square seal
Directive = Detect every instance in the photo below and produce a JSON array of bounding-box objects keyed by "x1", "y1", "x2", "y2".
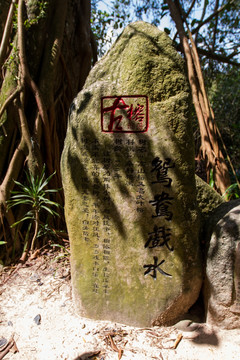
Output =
[{"x1": 101, "y1": 95, "x2": 149, "y2": 133}]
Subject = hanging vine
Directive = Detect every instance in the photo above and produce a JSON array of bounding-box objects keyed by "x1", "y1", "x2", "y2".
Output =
[{"x1": 166, "y1": 0, "x2": 231, "y2": 196}]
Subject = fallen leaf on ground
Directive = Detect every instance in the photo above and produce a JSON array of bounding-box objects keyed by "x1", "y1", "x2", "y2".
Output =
[{"x1": 108, "y1": 334, "x2": 123, "y2": 359}]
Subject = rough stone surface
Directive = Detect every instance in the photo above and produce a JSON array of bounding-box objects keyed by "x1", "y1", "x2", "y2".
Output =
[
  {"x1": 204, "y1": 199, "x2": 240, "y2": 329},
  {"x1": 195, "y1": 175, "x2": 225, "y2": 225},
  {"x1": 61, "y1": 22, "x2": 202, "y2": 327}
]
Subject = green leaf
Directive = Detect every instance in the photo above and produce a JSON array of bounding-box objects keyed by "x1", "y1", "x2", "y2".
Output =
[
  {"x1": 11, "y1": 216, "x2": 34, "y2": 227},
  {"x1": 40, "y1": 198, "x2": 60, "y2": 207},
  {"x1": 9, "y1": 194, "x2": 33, "y2": 200},
  {"x1": 209, "y1": 169, "x2": 215, "y2": 188},
  {"x1": 45, "y1": 188, "x2": 61, "y2": 193},
  {"x1": 222, "y1": 183, "x2": 240, "y2": 200},
  {"x1": 51, "y1": 243, "x2": 70, "y2": 254},
  {"x1": 41, "y1": 205, "x2": 59, "y2": 217},
  {"x1": 38, "y1": 171, "x2": 56, "y2": 192},
  {"x1": 7, "y1": 199, "x2": 33, "y2": 208}
]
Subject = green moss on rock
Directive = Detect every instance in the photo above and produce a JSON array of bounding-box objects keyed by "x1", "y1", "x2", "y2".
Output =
[{"x1": 195, "y1": 175, "x2": 225, "y2": 224}]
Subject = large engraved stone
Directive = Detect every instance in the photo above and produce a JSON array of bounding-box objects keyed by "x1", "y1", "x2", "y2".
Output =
[{"x1": 61, "y1": 22, "x2": 202, "y2": 327}]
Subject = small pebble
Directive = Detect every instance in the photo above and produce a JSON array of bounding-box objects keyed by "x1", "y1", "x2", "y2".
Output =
[
  {"x1": 37, "y1": 279, "x2": 44, "y2": 286},
  {"x1": 0, "y1": 338, "x2": 7, "y2": 349},
  {"x1": 34, "y1": 314, "x2": 41, "y2": 325},
  {"x1": 8, "y1": 321, "x2": 13, "y2": 326},
  {"x1": 30, "y1": 273, "x2": 40, "y2": 282}
]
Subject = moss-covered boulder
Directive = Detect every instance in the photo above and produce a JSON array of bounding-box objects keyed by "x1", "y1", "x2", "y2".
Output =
[
  {"x1": 61, "y1": 22, "x2": 202, "y2": 327},
  {"x1": 195, "y1": 175, "x2": 225, "y2": 225}
]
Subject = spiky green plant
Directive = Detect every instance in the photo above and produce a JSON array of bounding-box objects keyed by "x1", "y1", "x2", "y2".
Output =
[
  {"x1": 222, "y1": 183, "x2": 240, "y2": 201},
  {"x1": 7, "y1": 166, "x2": 60, "y2": 254}
]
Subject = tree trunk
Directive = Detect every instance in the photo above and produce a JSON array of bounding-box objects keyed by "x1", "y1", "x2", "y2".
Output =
[
  {"x1": 0, "y1": 0, "x2": 92, "y2": 261},
  {"x1": 166, "y1": 0, "x2": 231, "y2": 195}
]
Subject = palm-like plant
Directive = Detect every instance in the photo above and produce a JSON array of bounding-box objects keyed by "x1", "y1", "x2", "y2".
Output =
[{"x1": 7, "y1": 166, "x2": 60, "y2": 257}]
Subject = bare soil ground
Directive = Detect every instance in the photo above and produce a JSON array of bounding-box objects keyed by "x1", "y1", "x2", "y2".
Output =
[{"x1": 0, "y1": 251, "x2": 240, "y2": 360}]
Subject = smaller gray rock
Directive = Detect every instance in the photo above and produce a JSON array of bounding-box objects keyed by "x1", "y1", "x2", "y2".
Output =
[
  {"x1": 0, "y1": 337, "x2": 7, "y2": 349},
  {"x1": 204, "y1": 199, "x2": 240, "y2": 329},
  {"x1": 30, "y1": 273, "x2": 40, "y2": 282},
  {"x1": 33, "y1": 314, "x2": 41, "y2": 325},
  {"x1": 174, "y1": 319, "x2": 198, "y2": 332}
]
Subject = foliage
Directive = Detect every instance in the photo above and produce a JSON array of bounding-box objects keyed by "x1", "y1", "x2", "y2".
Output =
[
  {"x1": 24, "y1": 1, "x2": 48, "y2": 29},
  {"x1": 12, "y1": 1, "x2": 48, "y2": 30},
  {"x1": 91, "y1": 0, "x2": 170, "y2": 55},
  {"x1": 203, "y1": 0, "x2": 240, "y2": 72},
  {"x1": 209, "y1": 169, "x2": 215, "y2": 188},
  {"x1": 91, "y1": 0, "x2": 131, "y2": 56},
  {"x1": 208, "y1": 66, "x2": 240, "y2": 176},
  {"x1": 7, "y1": 166, "x2": 61, "y2": 254},
  {"x1": 91, "y1": 4, "x2": 113, "y2": 57},
  {"x1": 50, "y1": 243, "x2": 70, "y2": 260},
  {"x1": 222, "y1": 183, "x2": 240, "y2": 200},
  {"x1": 8, "y1": 167, "x2": 60, "y2": 225},
  {"x1": 91, "y1": 0, "x2": 240, "y2": 68}
]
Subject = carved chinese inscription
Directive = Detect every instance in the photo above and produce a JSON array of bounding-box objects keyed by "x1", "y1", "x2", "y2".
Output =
[
  {"x1": 149, "y1": 192, "x2": 173, "y2": 220},
  {"x1": 144, "y1": 157, "x2": 175, "y2": 280},
  {"x1": 101, "y1": 96, "x2": 148, "y2": 133},
  {"x1": 78, "y1": 132, "x2": 154, "y2": 295},
  {"x1": 151, "y1": 157, "x2": 175, "y2": 187},
  {"x1": 145, "y1": 225, "x2": 174, "y2": 251},
  {"x1": 144, "y1": 257, "x2": 172, "y2": 280}
]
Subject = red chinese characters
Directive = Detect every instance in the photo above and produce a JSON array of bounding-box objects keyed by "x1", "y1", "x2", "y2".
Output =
[{"x1": 101, "y1": 95, "x2": 149, "y2": 133}]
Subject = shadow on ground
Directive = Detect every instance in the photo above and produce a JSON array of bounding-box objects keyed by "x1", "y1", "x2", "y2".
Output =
[
  {"x1": 74, "y1": 351, "x2": 101, "y2": 360},
  {"x1": 190, "y1": 325, "x2": 219, "y2": 346}
]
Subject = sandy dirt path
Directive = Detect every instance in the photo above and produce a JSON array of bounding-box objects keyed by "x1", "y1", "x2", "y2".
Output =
[{"x1": 1, "y1": 254, "x2": 239, "y2": 360}]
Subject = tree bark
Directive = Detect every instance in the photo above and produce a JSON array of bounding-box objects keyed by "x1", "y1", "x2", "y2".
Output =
[
  {"x1": 167, "y1": 0, "x2": 231, "y2": 195},
  {"x1": 0, "y1": 0, "x2": 92, "y2": 259}
]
